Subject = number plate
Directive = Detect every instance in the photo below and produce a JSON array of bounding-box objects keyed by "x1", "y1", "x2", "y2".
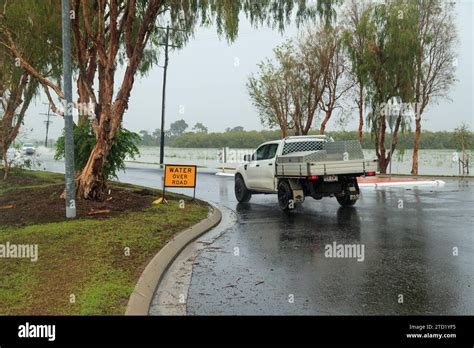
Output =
[{"x1": 323, "y1": 175, "x2": 338, "y2": 182}]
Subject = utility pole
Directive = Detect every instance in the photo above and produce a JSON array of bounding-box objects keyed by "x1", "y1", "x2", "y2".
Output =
[
  {"x1": 61, "y1": 0, "x2": 76, "y2": 218},
  {"x1": 158, "y1": 24, "x2": 186, "y2": 166},
  {"x1": 40, "y1": 102, "x2": 52, "y2": 147},
  {"x1": 159, "y1": 25, "x2": 170, "y2": 167}
]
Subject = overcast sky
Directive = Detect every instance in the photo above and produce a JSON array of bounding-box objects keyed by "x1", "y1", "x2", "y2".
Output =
[{"x1": 24, "y1": 0, "x2": 473, "y2": 141}]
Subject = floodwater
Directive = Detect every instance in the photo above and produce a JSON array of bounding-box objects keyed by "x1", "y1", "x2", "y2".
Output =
[
  {"x1": 14, "y1": 146, "x2": 471, "y2": 176},
  {"x1": 133, "y1": 147, "x2": 472, "y2": 176}
]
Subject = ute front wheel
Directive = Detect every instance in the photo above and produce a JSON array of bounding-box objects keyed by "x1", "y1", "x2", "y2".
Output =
[{"x1": 235, "y1": 175, "x2": 252, "y2": 203}]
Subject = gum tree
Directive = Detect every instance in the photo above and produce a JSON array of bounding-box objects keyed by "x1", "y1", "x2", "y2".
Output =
[
  {"x1": 345, "y1": 0, "x2": 457, "y2": 173},
  {"x1": 0, "y1": 54, "x2": 37, "y2": 179},
  {"x1": 454, "y1": 123, "x2": 471, "y2": 175},
  {"x1": 1, "y1": 0, "x2": 331, "y2": 199},
  {"x1": 410, "y1": 0, "x2": 457, "y2": 175},
  {"x1": 362, "y1": 0, "x2": 419, "y2": 173},
  {"x1": 248, "y1": 26, "x2": 340, "y2": 137},
  {"x1": 247, "y1": 42, "x2": 297, "y2": 138},
  {"x1": 0, "y1": 0, "x2": 62, "y2": 179},
  {"x1": 192, "y1": 123, "x2": 208, "y2": 134},
  {"x1": 342, "y1": 0, "x2": 371, "y2": 143},
  {"x1": 169, "y1": 119, "x2": 188, "y2": 137},
  {"x1": 318, "y1": 26, "x2": 354, "y2": 134}
]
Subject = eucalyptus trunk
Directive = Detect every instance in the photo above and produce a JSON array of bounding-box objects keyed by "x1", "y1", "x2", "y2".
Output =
[
  {"x1": 411, "y1": 117, "x2": 422, "y2": 175},
  {"x1": 319, "y1": 110, "x2": 332, "y2": 134},
  {"x1": 1, "y1": 144, "x2": 8, "y2": 180},
  {"x1": 357, "y1": 84, "x2": 364, "y2": 143},
  {"x1": 76, "y1": 59, "x2": 138, "y2": 199}
]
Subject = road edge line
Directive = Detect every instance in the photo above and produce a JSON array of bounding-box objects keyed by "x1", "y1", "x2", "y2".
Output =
[{"x1": 125, "y1": 204, "x2": 222, "y2": 315}]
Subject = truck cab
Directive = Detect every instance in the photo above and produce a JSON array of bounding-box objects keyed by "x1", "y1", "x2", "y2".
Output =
[{"x1": 242, "y1": 140, "x2": 280, "y2": 192}]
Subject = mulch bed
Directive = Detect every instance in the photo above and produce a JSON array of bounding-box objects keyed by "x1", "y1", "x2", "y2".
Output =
[{"x1": 0, "y1": 184, "x2": 157, "y2": 227}]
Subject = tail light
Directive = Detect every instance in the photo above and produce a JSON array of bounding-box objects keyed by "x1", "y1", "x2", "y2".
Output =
[
  {"x1": 308, "y1": 175, "x2": 319, "y2": 180},
  {"x1": 366, "y1": 171, "x2": 376, "y2": 177}
]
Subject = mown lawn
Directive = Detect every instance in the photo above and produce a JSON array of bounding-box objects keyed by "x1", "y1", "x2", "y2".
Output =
[{"x1": 0, "y1": 169, "x2": 209, "y2": 315}]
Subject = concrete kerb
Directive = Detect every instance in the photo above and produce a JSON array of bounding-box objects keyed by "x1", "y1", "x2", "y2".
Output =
[{"x1": 125, "y1": 203, "x2": 222, "y2": 315}]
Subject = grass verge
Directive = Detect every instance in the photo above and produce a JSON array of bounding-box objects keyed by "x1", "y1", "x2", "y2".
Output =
[{"x1": 0, "y1": 168, "x2": 209, "y2": 315}]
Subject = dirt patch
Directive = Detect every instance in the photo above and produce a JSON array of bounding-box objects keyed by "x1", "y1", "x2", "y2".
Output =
[{"x1": 0, "y1": 184, "x2": 157, "y2": 227}]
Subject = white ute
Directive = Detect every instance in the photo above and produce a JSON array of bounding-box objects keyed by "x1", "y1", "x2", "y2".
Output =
[{"x1": 234, "y1": 135, "x2": 378, "y2": 210}]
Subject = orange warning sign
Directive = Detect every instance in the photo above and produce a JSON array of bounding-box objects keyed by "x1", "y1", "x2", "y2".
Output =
[{"x1": 164, "y1": 165, "x2": 197, "y2": 188}]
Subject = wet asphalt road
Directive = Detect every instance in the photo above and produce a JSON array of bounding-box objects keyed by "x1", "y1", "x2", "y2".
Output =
[
  {"x1": 113, "y1": 165, "x2": 474, "y2": 315},
  {"x1": 40, "y1": 158, "x2": 474, "y2": 315}
]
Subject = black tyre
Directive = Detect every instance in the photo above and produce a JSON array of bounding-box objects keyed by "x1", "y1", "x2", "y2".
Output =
[
  {"x1": 336, "y1": 194, "x2": 358, "y2": 207},
  {"x1": 235, "y1": 175, "x2": 252, "y2": 203},
  {"x1": 278, "y1": 180, "x2": 294, "y2": 211}
]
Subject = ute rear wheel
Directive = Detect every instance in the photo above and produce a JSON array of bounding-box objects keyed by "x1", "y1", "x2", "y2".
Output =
[
  {"x1": 336, "y1": 194, "x2": 358, "y2": 207},
  {"x1": 235, "y1": 175, "x2": 252, "y2": 203},
  {"x1": 278, "y1": 180, "x2": 294, "y2": 211}
]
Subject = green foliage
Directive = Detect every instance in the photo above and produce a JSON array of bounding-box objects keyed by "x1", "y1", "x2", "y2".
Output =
[
  {"x1": 193, "y1": 123, "x2": 208, "y2": 134},
  {"x1": 362, "y1": 1, "x2": 419, "y2": 109},
  {"x1": 248, "y1": 22, "x2": 349, "y2": 137},
  {"x1": 1, "y1": 0, "x2": 335, "y2": 90},
  {"x1": 0, "y1": 0, "x2": 63, "y2": 84},
  {"x1": 138, "y1": 130, "x2": 158, "y2": 147},
  {"x1": 55, "y1": 124, "x2": 140, "y2": 180},
  {"x1": 169, "y1": 119, "x2": 188, "y2": 137},
  {"x1": 167, "y1": 129, "x2": 474, "y2": 150},
  {"x1": 454, "y1": 123, "x2": 472, "y2": 152},
  {"x1": 341, "y1": 1, "x2": 372, "y2": 89},
  {"x1": 116, "y1": 0, "x2": 333, "y2": 77},
  {"x1": 0, "y1": 0, "x2": 62, "y2": 165},
  {"x1": 169, "y1": 130, "x2": 279, "y2": 149},
  {"x1": 226, "y1": 126, "x2": 245, "y2": 133}
]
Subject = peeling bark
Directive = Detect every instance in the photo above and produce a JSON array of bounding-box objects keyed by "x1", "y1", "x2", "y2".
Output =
[
  {"x1": 411, "y1": 117, "x2": 422, "y2": 175},
  {"x1": 357, "y1": 84, "x2": 364, "y2": 143},
  {"x1": 319, "y1": 110, "x2": 331, "y2": 134}
]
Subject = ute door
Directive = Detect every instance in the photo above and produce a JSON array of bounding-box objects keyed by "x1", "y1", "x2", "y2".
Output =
[
  {"x1": 254, "y1": 143, "x2": 279, "y2": 191},
  {"x1": 246, "y1": 144, "x2": 268, "y2": 190}
]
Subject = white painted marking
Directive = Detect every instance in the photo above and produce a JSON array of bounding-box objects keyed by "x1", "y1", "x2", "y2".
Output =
[
  {"x1": 359, "y1": 180, "x2": 445, "y2": 188},
  {"x1": 215, "y1": 172, "x2": 235, "y2": 177}
]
